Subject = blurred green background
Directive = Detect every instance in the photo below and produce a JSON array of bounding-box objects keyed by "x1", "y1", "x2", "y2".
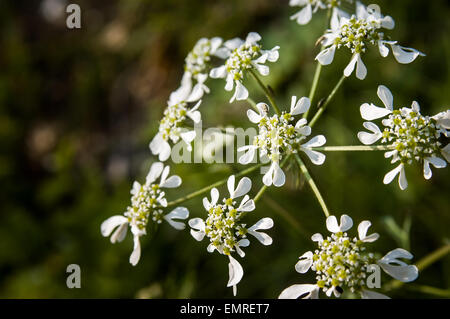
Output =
[{"x1": 0, "y1": 0, "x2": 449, "y2": 298}]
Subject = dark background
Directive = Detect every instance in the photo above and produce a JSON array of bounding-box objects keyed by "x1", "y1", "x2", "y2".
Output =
[{"x1": 0, "y1": 0, "x2": 449, "y2": 298}]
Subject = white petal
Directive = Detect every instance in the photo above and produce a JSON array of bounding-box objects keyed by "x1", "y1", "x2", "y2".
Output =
[
  {"x1": 234, "y1": 81, "x2": 249, "y2": 101},
  {"x1": 160, "y1": 175, "x2": 182, "y2": 188},
  {"x1": 377, "y1": 85, "x2": 394, "y2": 111},
  {"x1": 357, "y1": 122, "x2": 382, "y2": 145},
  {"x1": 360, "y1": 103, "x2": 391, "y2": 120},
  {"x1": 291, "y1": 4, "x2": 312, "y2": 25},
  {"x1": 301, "y1": 135, "x2": 326, "y2": 148},
  {"x1": 378, "y1": 248, "x2": 419, "y2": 282},
  {"x1": 355, "y1": 54, "x2": 367, "y2": 80},
  {"x1": 279, "y1": 284, "x2": 319, "y2": 299},
  {"x1": 315, "y1": 46, "x2": 336, "y2": 66},
  {"x1": 238, "y1": 146, "x2": 257, "y2": 164},
  {"x1": 227, "y1": 175, "x2": 235, "y2": 198},
  {"x1": 381, "y1": 15, "x2": 395, "y2": 30},
  {"x1": 101, "y1": 215, "x2": 128, "y2": 237},
  {"x1": 238, "y1": 199, "x2": 255, "y2": 212},
  {"x1": 343, "y1": 54, "x2": 358, "y2": 77},
  {"x1": 210, "y1": 188, "x2": 219, "y2": 206},
  {"x1": 272, "y1": 162, "x2": 286, "y2": 187},
  {"x1": 164, "y1": 207, "x2": 189, "y2": 230},
  {"x1": 227, "y1": 255, "x2": 244, "y2": 289},
  {"x1": 326, "y1": 215, "x2": 340, "y2": 233},
  {"x1": 248, "y1": 218, "x2": 274, "y2": 245},
  {"x1": 254, "y1": 63, "x2": 269, "y2": 76},
  {"x1": 209, "y1": 65, "x2": 227, "y2": 79},
  {"x1": 423, "y1": 157, "x2": 447, "y2": 180},
  {"x1": 378, "y1": 40, "x2": 390, "y2": 58},
  {"x1": 390, "y1": 44, "x2": 425, "y2": 64},
  {"x1": 357, "y1": 220, "x2": 379, "y2": 242},
  {"x1": 266, "y1": 46, "x2": 280, "y2": 62},
  {"x1": 155, "y1": 139, "x2": 171, "y2": 162},
  {"x1": 432, "y1": 110, "x2": 450, "y2": 130},
  {"x1": 326, "y1": 214, "x2": 353, "y2": 233},
  {"x1": 295, "y1": 251, "x2": 313, "y2": 274},
  {"x1": 339, "y1": 214, "x2": 353, "y2": 232},
  {"x1": 180, "y1": 130, "x2": 196, "y2": 145},
  {"x1": 246, "y1": 32, "x2": 261, "y2": 44},
  {"x1": 232, "y1": 177, "x2": 252, "y2": 198},
  {"x1": 129, "y1": 235, "x2": 141, "y2": 266},
  {"x1": 247, "y1": 109, "x2": 262, "y2": 124},
  {"x1": 110, "y1": 222, "x2": 128, "y2": 243},
  {"x1": 311, "y1": 233, "x2": 323, "y2": 243},
  {"x1": 361, "y1": 290, "x2": 390, "y2": 299},
  {"x1": 262, "y1": 164, "x2": 274, "y2": 186},
  {"x1": 384, "y1": 164, "x2": 407, "y2": 190},
  {"x1": 290, "y1": 96, "x2": 310, "y2": 116},
  {"x1": 188, "y1": 218, "x2": 206, "y2": 241}
]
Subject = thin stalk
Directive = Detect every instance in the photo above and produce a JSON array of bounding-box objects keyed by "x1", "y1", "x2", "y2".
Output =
[
  {"x1": 247, "y1": 97, "x2": 259, "y2": 112},
  {"x1": 164, "y1": 163, "x2": 264, "y2": 208},
  {"x1": 294, "y1": 154, "x2": 330, "y2": 218},
  {"x1": 311, "y1": 145, "x2": 394, "y2": 152},
  {"x1": 309, "y1": 74, "x2": 346, "y2": 128},
  {"x1": 406, "y1": 284, "x2": 450, "y2": 298},
  {"x1": 249, "y1": 69, "x2": 281, "y2": 115},
  {"x1": 384, "y1": 243, "x2": 450, "y2": 291},
  {"x1": 303, "y1": 63, "x2": 322, "y2": 120}
]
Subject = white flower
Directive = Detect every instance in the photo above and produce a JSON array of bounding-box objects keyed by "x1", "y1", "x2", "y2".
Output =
[
  {"x1": 149, "y1": 79, "x2": 202, "y2": 161},
  {"x1": 289, "y1": 0, "x2": 352, "y2": 25},
  {"x1": 279, "y1": 214, "x2": 418, "y2": 299},
  {"x1": 357, "y1": 85, "x2": 449, "y2": 190},
  {"x1": 316, "y1": 2, "x2": 424, "y2": 80},
  {"x1": 101, "y1": 162, "x2": 189, "y2": 266},
  {"x1": 209, "y1": 32, "x2": 280, "y2": 103},
  {"x1": 238, "y1": 98, "x2": 326, "y2": 187},
  {"x1": 188, "y1": 175, "x2": 274, "y2": 295},
  {"x1": 183, "y1": 37, "x2": 225, "y2": 100}
]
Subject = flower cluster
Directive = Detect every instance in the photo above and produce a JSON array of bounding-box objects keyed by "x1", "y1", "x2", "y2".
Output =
[
  {"x1": 210, "y1": 32, "x2": 280, "y2": 103},
  {"x1": 239, "y1": 97, "x2": 326, "y2": 187},
  {"x1": 183, "y1": 37, "x2": 225, "y2": 100},
  {"x1": 101, "y1": 162, "x2": 189, "y2": 266},
  {"x1": 289, "y1": 0, "x2": 353, "y2": 25},
  {"x1": 189, "y1": 175, "x2": 274, "y2": 295},
  {"x1": 149, "y1": 82, "x2": 202, "y2": 161},
  {"x1": 279, "y1": 214, "x2": 418, "y2": 299},
  {"x1": 358, "y1": 85, "x2": 449, "y2": 190},
  {"x1": 316, "y1": 2, "x2": 424, "y2": 80}
]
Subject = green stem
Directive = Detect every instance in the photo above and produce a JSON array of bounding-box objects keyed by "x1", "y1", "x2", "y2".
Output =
[
  {"x1": 303, "y1": 62, "x2": 322, "y2": 120},
  {"x1": 406, "y1": 284, "x2": 450, "y2": 298},
  {"x1": 249, "y1": 69, "x2": 281, "y2": 115},
  {"x1": 247, "y1": 97, "x2": 259, "y2": 112},
  {"x1": 164, "y1": 163, "x2": 264, "y2": 208},
  {"x1": 311, "y1": 145, "x2": 395, "y2": 152},
  {"x1": 294, "y1": 154, "x2": 330, "y2": 218},
  {"x1": 384, "y1": 243, "x2": 450, "y2": 291},
  {"x1": 309, "y1": 74, "x2": 346, "y2": 128}
]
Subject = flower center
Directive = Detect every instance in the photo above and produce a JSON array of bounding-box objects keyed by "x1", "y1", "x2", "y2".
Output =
[
  {"x1": 381, "y1": 109, "x2": 443, "y2": 164},
  {"x1": 253, "y1": 112, "x2": 307, "y2": 161},
  {"x1": 158, "y1": 102, "x2": 188, "y2": 141},
  {"x1": 205, "y1": 199, "x2": 247, "y2": 255},
  {"x1": 124, "y1": 183, "x2": 165, "y2": 231},
  {"x1": 312, "y1": 232, "x2": 376, "y2": 294},
  {"x1": 185, "y1": 39, "x2": 213, "y2": 79},
  {"x1": 225, "y1": 43, "x2": 261, "y2": 81},
  {"x1": 335, "y1": 17, "x2": 383, "y2": 54}
]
